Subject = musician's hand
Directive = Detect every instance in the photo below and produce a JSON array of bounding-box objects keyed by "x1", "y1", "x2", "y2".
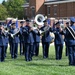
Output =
[
  {"x1": 36, "y1": 28, "x2": 39, "y2": 31},
  {"x1": 2, "y1": 27, "x2": 5, "y2": 32},
  {"x1": 59, "y1": 26, "x2": 63, "y2": 32},
  {"x1": 37, "y1": 25, "x2": 42, "y2": 29},
  {"x1": 49, "y1": 25, "x2": 52, "y2": 28},
  {"x1": 29, "y1": 27, "x2": 33, "y2": 31}
]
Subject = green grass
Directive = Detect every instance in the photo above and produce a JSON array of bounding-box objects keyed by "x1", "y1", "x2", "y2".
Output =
[{"x1": 0, "y1": 45, "x2": 75, "y2": 75}]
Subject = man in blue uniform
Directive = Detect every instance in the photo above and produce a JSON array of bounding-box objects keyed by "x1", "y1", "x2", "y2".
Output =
[
  {"x1": 19, "y1": 21, "x2": 25, "y2": 55},
  {"x1": 22, "y1": 19, "x2": 34, "y2": 61},
  {"x1": 4, "y1": 30, "x2": 9, "y2": 57},
  {"x1": 53, "y1": 21, "x2": 64, "y2": 60},
  {"x1": 3, "y1": 23, "x2": 9, "y2": 57},
  {"x1": 40, "y1": 20, "x2": 53, "y2": 58},
  {"x1": 64, "y1": 17, "x2": 75, "y2": 66},
  {"x1": 64, "y1": 22, "x2": 69, "y2": 56},
  {"x1": 0, "y1": 23, "x2": 6, "y2": 62},
  {"x1": 9, "y1": 23, "x2": 20, "y2": 59},
  {"x1": 33, "y1": 25, "x2": 40, "y2": 56}
]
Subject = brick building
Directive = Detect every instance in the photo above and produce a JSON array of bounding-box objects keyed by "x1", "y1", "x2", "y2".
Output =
[{"x1": 22, "y1": 0, "x2": 75, "y2": 19}]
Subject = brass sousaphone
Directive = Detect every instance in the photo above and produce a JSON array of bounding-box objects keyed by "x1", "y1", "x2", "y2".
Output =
[
  {"x1": 35, "y1": 14, "x2": 55, "y2": 43},
  {"x1": 34, "y1": 14, "x2": 45, "y2": 35},
  {"x1": 35, "y1": 14, "x2": 45, "y2": 26}
]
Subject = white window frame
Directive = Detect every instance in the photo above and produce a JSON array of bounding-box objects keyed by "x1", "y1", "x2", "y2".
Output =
[
  {"x1": 47, "y1": 6, "x2": 50, "y2": 15},
  {"x1": 25, "y1": 8, "x2": 28, "y2": 16},
  {"x1": 54, "y1": 5, "x2": 57, "y2": 16}
]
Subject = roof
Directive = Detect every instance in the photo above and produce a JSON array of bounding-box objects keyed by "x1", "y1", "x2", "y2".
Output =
[
  {"x1": 45, "y1": 0, "x2": 66, "y2": 2},
  {"x1": 44, "y1": 0, "x2": 75, "y2": 5},
  {"x1": 21, "y1": 3, "x2": 29, "y2": 7}
]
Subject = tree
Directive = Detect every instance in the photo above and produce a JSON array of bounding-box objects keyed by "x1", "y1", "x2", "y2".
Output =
[
  {"x1": 2, "y1": 0, "x2": 6, "y2": 5},
  {"x1": 3, "y1": 0, "x2": 25, "y2": 19},
  {"x1": 0, "y1": 4, "x2": 8, "y2": 20}
]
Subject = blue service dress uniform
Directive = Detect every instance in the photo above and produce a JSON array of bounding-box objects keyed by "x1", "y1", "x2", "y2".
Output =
[
  {"x1": 0, "y1": 29, "x2": 6, "y2": 62},
  {"x1": 64, "y1": 30, "x2": 68, "y2": 56},
  {"x1": 64, "y1": 22, "x2": 69, "y2": 56},
  {"x1": 64, "y1": 25, "x2": 75, "y2": 65},
  {"x1": 22, "y1": 25, "x2": 34, "y2": 61},
  {"x1": 40, "y1": 26, "x2": 53, "y2": 58},
  {"x1": 53, "y1": 28, "x2": 64, "y2": 60},
  {"x1": 8, "y1": 27, "x2": 12, "y2": 54},
  {"x1": 19, "y1": 26, "x2": 24, "y2": 55},
  {"x1": 4, "y1": 32, "x2": 9, "y2": 57},
  {"x1": 61, "y1": 17, "x2": 75, "y2": 66},
  {"x1": 33, "y1": 29, "x2": 40, "y2": 56},
  {"x1": 9, "y1": 28, "x2": 20, "y2": 59}
]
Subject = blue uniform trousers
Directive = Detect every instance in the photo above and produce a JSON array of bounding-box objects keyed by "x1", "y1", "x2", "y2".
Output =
[
  {"x1": 42, "y1": 42, "x2": 50, "y2": 58},
  {"x1": 11, "y1": 43, "x2": 18, "y2": 59},
  {"x1": 68, "y1": 46, "x2": 75, "y2": 65},
  {"x1": 55, "y1": 44, "x2": 63, "y2": 60},
  {"x1": 4, "y1": 44, "x2": 8, "y2": 57},
  {"x1": 0, "y1": 46, "x2": 5, "y2": 62},
  {"x1": 33, "y1": 42, "x2": 39, "y2": 56},
  {"x1": 25, "y1": 43, "x2": 33, "y2": 61},
  {"x1": 20, "y1": 41, "x2": 25, "y2": 55},
  {"x1": 9, "y1": 42, "x2": 12, "y2": 54},
  {"x1": 65, "y1": 42, "x2": 68, "y2": 56}
]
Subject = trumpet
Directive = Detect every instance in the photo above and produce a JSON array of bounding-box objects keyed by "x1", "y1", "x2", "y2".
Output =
[
  {"x1": 60, "y1": 23, "x2": 65, "y2": 29},
  {"x1": 4, "y1": 28, "x2": 20, "y2": 38},
  {"x1": 50, "y1": 32, "x2": 55, "y2": 43},
  {"x1": 10, "y1": 28, "x2": 20, "y2": 38},
  {"x1": 39, "y1": 26, "x2": 50, "y2": 36}
]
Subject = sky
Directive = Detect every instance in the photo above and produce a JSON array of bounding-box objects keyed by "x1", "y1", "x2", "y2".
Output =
[{"x1": 0, "y1": 0, "x2": 7, "y2": 3}]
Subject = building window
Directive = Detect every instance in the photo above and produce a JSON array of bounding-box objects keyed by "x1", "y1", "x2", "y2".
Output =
[
  {"x1": 25, "y1": 8, "x2": 27, "y2": 16},
  {"x1": 31, "y1": 7, "x2": 35, "y2": 18},
  {"x1": 47, "y1": 6, "x2": 50, "y2": 15},
  {"x1": 26, "y1": 0, "x2": 29, "y2": 2},
  {"x1": 54, "y1": 5, "x2": 57, "y2": 15}
]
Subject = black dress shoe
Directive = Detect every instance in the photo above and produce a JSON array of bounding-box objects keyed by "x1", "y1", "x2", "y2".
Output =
[
  {"x1": 1, "y1": 59, "x2": 5, "y2": 62},
  {"x1": 69, "y1": 63, "x2": 74, "y2": 66},
  {"x1": 14, "y1": 56, "x2": 17, "y2": 59},
  {"x1": 43, "y1": 56, "x2": 47, "y2": 59},
  {"x1": 25, "y1": 58, "x2": 30, "y2": 61},
  {"x1": 26, "y1": 60, "x2": 29, "y2": 61},
  {"x1": 29, "y1": 58, "x2": 32, "y2": 61}
]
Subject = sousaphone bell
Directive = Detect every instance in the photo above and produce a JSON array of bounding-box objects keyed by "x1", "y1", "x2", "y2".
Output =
[{"x1": 35, "y1": 14, "x2": 45, "y2": 26}]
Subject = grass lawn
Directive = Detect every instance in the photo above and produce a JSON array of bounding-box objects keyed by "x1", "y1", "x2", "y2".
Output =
[{"x1": 0, "y1": 45, "x2": 75, "y2": 75}]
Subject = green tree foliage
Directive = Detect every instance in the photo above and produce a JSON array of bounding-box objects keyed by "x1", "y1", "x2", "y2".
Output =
[
  {"x1": 2, "y1": 0, "x2": 6, "y2": 6},
  {"x1": 0, "y1": 4, "x2": 8, "y2": 20},
  {"x1": 3, "y1": 0, "x2": 25, "y2": 19}
]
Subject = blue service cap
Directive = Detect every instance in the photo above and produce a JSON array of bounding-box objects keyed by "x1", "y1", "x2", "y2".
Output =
[
  {"x1": 11, "y1": 23, "x2": 16, "y2": 26},
  {"x1": 66, "y1": 22, "x2": 69, "y2": 24},
  {"x1": 26, "y1": 19, "x2": 31, "y2": 22},
  {"x1": 55, "y1": 21, "x2": 60, "y2": 25},
  {"x1": 20, "y1": 21, "x2": 24, "y2": 24},
  {"x1": 43, "y1": 19, "x2": 47, "y2": 22},
  {"x1": 70, "y1": 17, "x2": 75, "y2": 23}
]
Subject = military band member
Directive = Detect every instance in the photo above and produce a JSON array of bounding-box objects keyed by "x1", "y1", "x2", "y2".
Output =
[
  {"x1": 33, "y1": 25, "x2": 41, "y2": 56},
  {"x1": 0, "y1": 23, "x2": 6, "y2": 62},
  {"x1": 53, "y1": 21, "x2": 64, "y2": 60},
  {"x1": 19, "y1": 21, "x2": 25, "y2": 55},
  {"x1": 9, "y1": 23, "x2": 20, "y2": 59},
  {"x1": 64, "y1": 22, "x2": 69, "y2": 56},
  {"x1": 40, "y1": 20, "x2": 53, "y2": 58},
  {"x1": 22, "y1": 19, "x2": 34, "y2": 61},
  {"x1": 3, "y1": 22, "x2": 9, "y2": 57},
  {"x1": 4, "y1": 30, "x2": 9, "y2": 57},
  {"x1": 62, "y1": 17, "x2": 75, "y2": 66}
]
